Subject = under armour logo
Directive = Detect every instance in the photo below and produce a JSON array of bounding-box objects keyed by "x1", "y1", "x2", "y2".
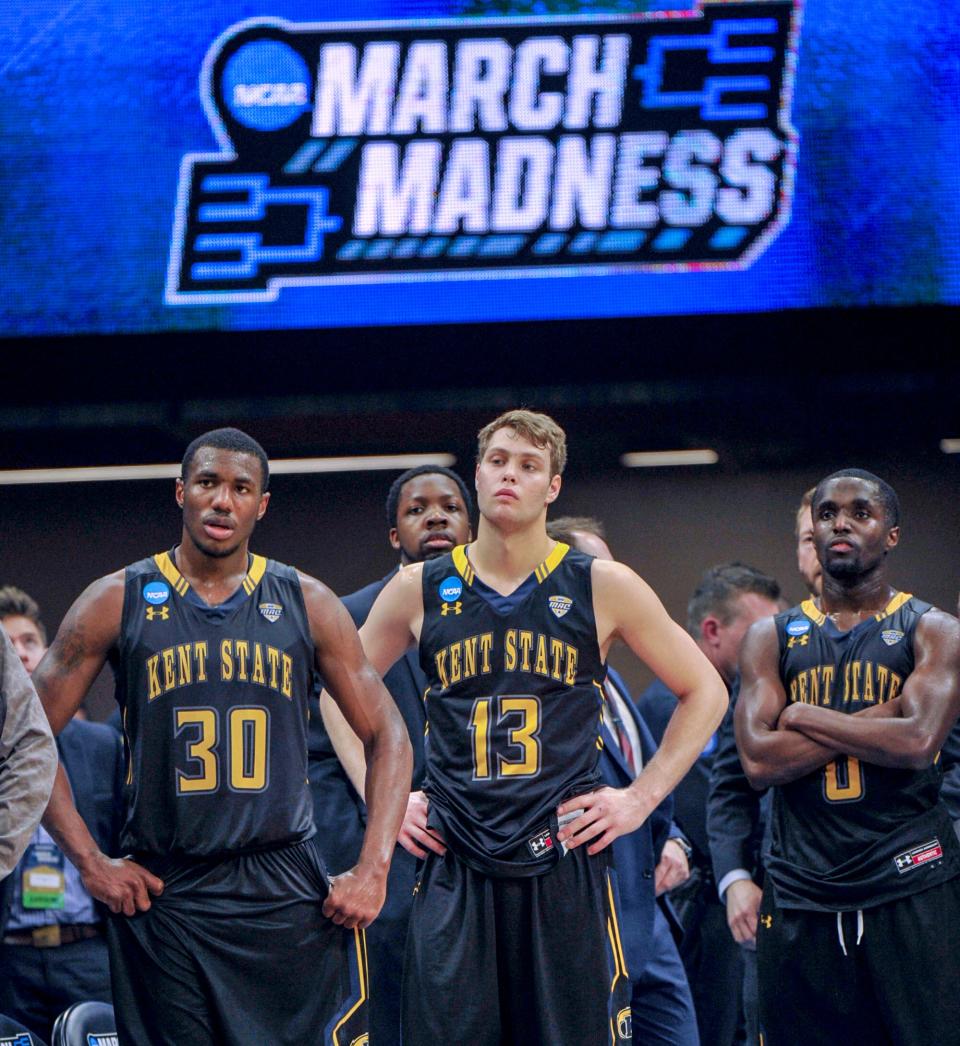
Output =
[
  {"x1": 145, "y1": 606, "x2": 170, "y2": 621},
  {"x1": 440, "y1": 602, "x2": 462, "y2": 616},
  {"x1": 787, "y1": 634, "x2": 809, "y2": 648},
  {"x1": 760, "y1": 914, "x2": 772, "y2": 929}
]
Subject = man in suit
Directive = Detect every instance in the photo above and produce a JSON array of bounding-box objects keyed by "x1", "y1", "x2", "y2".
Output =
[
  {"x1": 706, "y1": 492, "x2": 813, "y2": 1045},
  {"x1": 311, "y1": 465, "x2": 473, "y2": 1043},
  {"x1": 546, "y1": 517, "x2": 698, "y2": 1045},
  {"x1": 638, "y1": 564, "x2": 781, "y2": 1046},
  {"x1": 0, "y1": 587, "x2": 123, "y2": 1043}
]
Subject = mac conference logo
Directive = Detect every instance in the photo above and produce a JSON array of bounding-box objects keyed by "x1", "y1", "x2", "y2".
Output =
[{"x1": 166, "y1": 1, "x2": 801, "y2": 304}]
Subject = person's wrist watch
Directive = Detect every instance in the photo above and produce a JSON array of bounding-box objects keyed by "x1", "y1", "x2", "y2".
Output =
[{"x1": 668, "y1": 836, "x2": 693, "y2": 860}]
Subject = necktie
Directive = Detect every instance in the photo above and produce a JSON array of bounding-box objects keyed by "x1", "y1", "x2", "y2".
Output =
[{"x1": 603, "y1": 687, "x2": 636, "y2": 775}]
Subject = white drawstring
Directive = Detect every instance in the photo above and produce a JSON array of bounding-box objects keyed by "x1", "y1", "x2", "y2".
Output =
[{"x1": 836, "y1": 909, "x2": 865, "y2": 956}]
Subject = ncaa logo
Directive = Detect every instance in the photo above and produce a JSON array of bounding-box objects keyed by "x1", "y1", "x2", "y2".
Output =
[
  {"x1": 222, "y1": 40, "x2": 311, "y2": 132},
  {"x1": 439, "y1": 577, "x2": 463, "y2": 603},
  {"x1": 786, "y1": 619, "x2": 811, "y2": 636},
  {"x1": 143, "y1": 581, "x2": 170, "y2": 605}
]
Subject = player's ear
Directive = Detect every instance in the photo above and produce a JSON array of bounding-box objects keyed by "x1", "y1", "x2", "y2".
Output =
[
  {"x1": 175, "y1": 477, "x2": 185, "y2": 509},
  {"x1": 256, "y1": 491, "x2": 270, "y2": 520},
  {"x1": 885, "y1": 526, "x2": 901, "y2": 552},
  {"x1": 389, "y1": 527, "x2": 401, "y2": 551},
  {"x1": 545, "y1": 474, "x2": 561, "y2": 504}
]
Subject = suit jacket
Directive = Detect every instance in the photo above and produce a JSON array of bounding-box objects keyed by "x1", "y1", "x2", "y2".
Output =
[
  {"x1": 308, "y1": 569, "x2": 426, "y2": 875},
  {"x1": 601, "y1": 668, "x2": 683, "y2": 976},
  {"x1": 706, "y1": 676, "x2": 769, "y2": 892},
  {"x1": 0, "y1": 717, "x2": 123, "y2": 931}
]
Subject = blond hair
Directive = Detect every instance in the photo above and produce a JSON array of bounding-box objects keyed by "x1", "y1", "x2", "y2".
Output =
[{"x1": 476, "y1": 409, "x2": 567, "y2": 477}]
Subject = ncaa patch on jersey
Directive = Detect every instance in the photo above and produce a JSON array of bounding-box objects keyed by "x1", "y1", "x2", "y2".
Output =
[
  {"x1": 881, "y1": 629, "x2": 905, "y2": 646},
  {"x1": 786, "y1": 619, "x2": 811, "y2": 636},
  {"x1": 258, "y1": 602, "x2": 283, "y2": 622},
  {"x1": 143, "y1": 581, "x2": 170, "y2": 605},
  {"x1": 548, "y1": 595, "x2": 573, "y2": 619},
  {"x1": 894, "y1": 838, "x2": 943, "y2": 874},
  {"x1": 439, "y1": 576, "x2": 463, "y2": 602}
]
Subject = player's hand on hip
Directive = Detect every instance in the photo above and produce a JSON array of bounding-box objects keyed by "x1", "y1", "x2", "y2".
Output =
[
  {"x1": 398, "y1": 790, "x2": 446, "y2": 859},
  {"x1": 323, "y1": 866, "x2": 387, "y2": 930},
  {"x1": 80, "y1": 853, "x2": 164, "y2": 916},
  {"x1": 654, "y1": 839, "x2": 690, "y2": 896},
  {"x1": 556, "y1": 786, "x2": 650, "y2": 855},
  {"x1": 725, "y1": 878, "x2": 762, "y2": 945}
]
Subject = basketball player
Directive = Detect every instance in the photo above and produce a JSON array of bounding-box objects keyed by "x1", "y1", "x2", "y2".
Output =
[
  {"x1": 737, "y1": 469, "x2": 960, "y2": 1044},
  {"x1": 32, "y1": 428, "x2": 412, "y2": 1046},
  {"x1": 325, "y1": 409, "x2": 728, "y2": 1045}
]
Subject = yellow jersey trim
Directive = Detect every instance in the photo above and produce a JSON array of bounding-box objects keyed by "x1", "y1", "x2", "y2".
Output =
[
  {"x1": 535, "y1": 541, "x2": 569, "y2": 583},
  {"x1": 800, "y1": 598, "x2": 826, "y2": 627},
  {"x1": 153, "y1": 551, "x2": 190, "y2": 596},
  {"x1": 332, "y1": 927, "x2": 368, "y2": 1045},
  {"x1": 877, "y1": 591, "x2": 912, "y2": 621},
  {"x1": 452, "y1": 544, "x2": 475, "y2": 586},
  {"x1": 242, "y1": 553, "x2": 267, "y2": 595}
]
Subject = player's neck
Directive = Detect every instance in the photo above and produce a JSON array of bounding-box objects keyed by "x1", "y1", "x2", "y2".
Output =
[
  {"x1": 175, "y1": 535, "x2": 252, "y2": 603},
  {"x1": 819, "y1": 569, "x2": 895, "y2": 624},
  {"x1": 470, "y1": 519, "x2": 555, "y2": 594}
]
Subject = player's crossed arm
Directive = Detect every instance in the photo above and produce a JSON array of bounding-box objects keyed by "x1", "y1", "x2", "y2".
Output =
[
  {"x1": 559, "y1": 560, "x2": 728, "y2": 855},
  {"x1": 777, "y1": 609, "x2": 960, "y2": 770},
  {"x1": 34, "y1": 572, "x2": 164, "y2": 915}
]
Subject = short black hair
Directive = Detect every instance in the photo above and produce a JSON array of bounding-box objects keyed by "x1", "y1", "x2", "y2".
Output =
[
  {"x1": 386, "y1": 465, "x2": 473, "y2": 528},
  {"x1": 686, "y1": 563, "x2": 781, "y2": 635},
  {"x1": 181, "y1": 428, "x2": 269, "y2": 492},
  {"x1": 0, "y1": 585, "x2": 47, "y2": 644},
  {"x1": 813, "y1": 469, "x2": 900, "y2": 528}
]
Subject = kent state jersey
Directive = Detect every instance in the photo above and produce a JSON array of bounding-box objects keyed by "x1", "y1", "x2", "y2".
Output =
[
  {"x1": 766, "y1": 592, "x2": 960, "y2": 911},
  {"x1": 110, "y1": 551, "x2": 316, "y2": 860},
  {"x1": 419, "y1": 543, "x2": 605, "y2": 877}
]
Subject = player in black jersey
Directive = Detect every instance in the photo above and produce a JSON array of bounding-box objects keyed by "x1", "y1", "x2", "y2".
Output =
[
  {"x1": 323, "y1": 409, "x2": 727, "y2": 1045},
  {"x1": 32, "y1": 428, "x2": 412, "y2": 1046},
  {"x1": 737, "y1": 469, "x2": 960, "y2": 1046}
]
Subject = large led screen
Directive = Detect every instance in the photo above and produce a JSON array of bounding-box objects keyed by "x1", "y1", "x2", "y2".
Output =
[{"x1": 2, "y1": 0, "x2": 956, "y2": 335}]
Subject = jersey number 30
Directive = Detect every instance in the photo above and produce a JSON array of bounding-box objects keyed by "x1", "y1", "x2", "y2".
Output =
[
  {"x1": 470, "y1": 695, "x2": 542, "y2": 779},
  {"x1": 174, "y1": 706, "x2": 270, "y2": 795}
]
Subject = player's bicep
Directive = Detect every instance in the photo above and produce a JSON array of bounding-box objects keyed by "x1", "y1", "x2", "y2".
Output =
[
  {"x1": 357, "y1": 569, "x2": 420, "y2": 676},
  {"x1": 34, "y1": 573, "x2": 124, "y2": 733},
  {"x1": 900, "y1": 611, "x2": 960, "y2": 748},
  {"x1": 736, "y1": 619, "x2": 785, "y2": 740}
]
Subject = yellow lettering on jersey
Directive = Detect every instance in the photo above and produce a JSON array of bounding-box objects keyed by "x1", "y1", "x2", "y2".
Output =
[
  {"x1": 162, "y1": 648, "x2": 176, "y2": 692},
  {"x1": 177, "y1": 644, "x2": 192, "y2": 687},
  {"x1": 267, "y1": 647, "x2": 280, "y2": 690},
  {"x1": 146, "y1": 655, "x2": 161, "y2": 700},
  {"x1": 796, "y1": 671, "x2": 808, "y2": 704},
  {"x1": 235, "y1": 640, "x2": 250, "y2": 681},
  {"x1": 876, "y1": 664, "x2": 890, "y2": 702},
  {"x1": 281, "y1": 653, "x2": 293, "y2": 698},
  {"x1": 518, "y1": 630, "x2": 534, "y2": 672},
  {"x1": 821, "y1": 665, "x2": 835, "y2": 704},
  {"x1": 463, "y1": 635, "x2": 478, "y2": 679},
  {"x1": 252, "y1": 644, "x2": 266, "y2": 686},
  {"x1": 449, "y1": 642, "x2": 462, "y2": 685},
  {"x1": 850, "y1": 661, "x2": 862, "y2": 702},
  {"x1": 808, "y1": 666, "x2": 820, "y2": 706},
  {"x1": 479, "y1": 633, "x2": 493, "y2": 674},
  {"x1": 550, "y1": 638, "x2": 564, "y2": 681},
  {"x1": 862, "y1": 662, "x2": 876, "y2": 703},
  {"x1": 888, "y1": 671, "x2": 902, "y2": 700},
  {"x1": 220, "y1": 639, "x2": 234, "y2": 681},
  {"x1": 842, "y1": 661, "x2": 851, "y2": 704},
  {"x1": 504, "y1": 629, "x2": 518, "y2": 672},
  {"x1": 533, "y1": 634, "x2": 549, "y2": 677},
  {"x1": 195, "y1": 641, "x2": 208, "y2": 682},
  {"x1": 435, "y1": 648, "x2": 450, "y2": 690},
  {"x1": 564, "y1": 644, "x2": 578, "y2": 686}
]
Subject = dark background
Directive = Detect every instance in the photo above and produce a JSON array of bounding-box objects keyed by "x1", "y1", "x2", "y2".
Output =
[{"x1": 2, "y1": 303, "x2": 957, "y2": 715}]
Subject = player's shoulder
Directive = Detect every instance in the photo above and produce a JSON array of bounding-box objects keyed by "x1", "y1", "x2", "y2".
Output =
[{"x1": 913, "y1": 604, "x2": 960, "y2": 646}]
